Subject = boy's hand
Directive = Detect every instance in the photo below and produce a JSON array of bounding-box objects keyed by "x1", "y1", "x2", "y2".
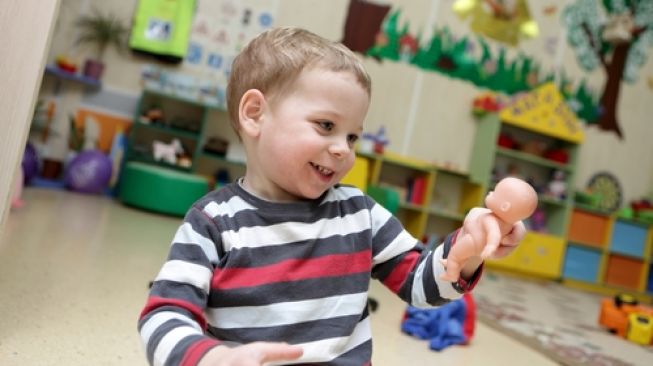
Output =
[
  {"x1": 487, "y1": 220, "x2": 526, "y2": 259},
  {"x1": 198, "y1": 342, "x2": 303, "y2": 366},
  {"x1": 440, "y1": 208, "x2": 527, "y2": 281}
]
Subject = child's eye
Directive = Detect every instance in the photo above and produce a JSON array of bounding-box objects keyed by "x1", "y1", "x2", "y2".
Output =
[
  {"x1": 317, "y1": 121, "x2": 334, "y2": 131},
  {"x1": 347, "y1": 134, "x2": 359, "y2": 144}
]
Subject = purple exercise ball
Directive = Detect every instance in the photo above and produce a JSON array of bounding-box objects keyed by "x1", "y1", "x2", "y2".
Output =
[
  {"x1": 64, "y1": 150, "x2": 113, "y2": 194},
  {"x1": 22, "y1": 143, "x2": 39, "y2": 184}
]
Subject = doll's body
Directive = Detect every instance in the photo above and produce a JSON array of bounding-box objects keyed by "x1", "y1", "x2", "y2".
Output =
[{"x1": 441, "y1": 177, "x2": 538, "y2": 282}]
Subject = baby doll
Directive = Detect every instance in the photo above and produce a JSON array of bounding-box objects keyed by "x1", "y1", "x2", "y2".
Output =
[{"x1": 441, "y1": 177, "x2": 538, "y2": 281}]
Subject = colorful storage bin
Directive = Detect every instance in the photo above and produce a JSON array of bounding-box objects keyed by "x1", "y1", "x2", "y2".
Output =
[
  {"x1": 604, "y1": 254, "x2": 644, "y2": 290},
  {"x1": 609, "y1": 220, "x2": 648, "y2": 258},
  {"x1": 563, "y1": 245, "x2": 601, "y2": 283}
]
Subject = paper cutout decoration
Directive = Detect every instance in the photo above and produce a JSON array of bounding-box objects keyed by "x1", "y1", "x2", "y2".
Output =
[
  {"x1": 453, "y1": 0, "x2": 539, "y2": 46},
  {"x1": 341, "y1": 0, "x2": 391, "y2": 53},
  {"x1": 562, "y1": 0, "x2": 653, "y2": 139},
  {"x1": 499, "y1": 82, "x2": 584, "y2": 143}
]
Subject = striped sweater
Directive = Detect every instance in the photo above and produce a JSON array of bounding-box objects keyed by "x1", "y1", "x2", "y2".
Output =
[{"x1": 138, "y1": 183, "x2": 481, "y2": 366}]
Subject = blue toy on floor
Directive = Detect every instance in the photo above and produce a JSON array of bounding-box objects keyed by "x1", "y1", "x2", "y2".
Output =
[{"x1": 401, "y1": 293, "x2": 476, "y2": 351}]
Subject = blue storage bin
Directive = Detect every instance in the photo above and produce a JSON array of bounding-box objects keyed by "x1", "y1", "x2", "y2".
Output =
[
  {"x1": 563, "y1": 245, "x2": 601, "y2": 283},
  {"x1": 609, "y1": 220, "x2": 647, "y2": 258}
]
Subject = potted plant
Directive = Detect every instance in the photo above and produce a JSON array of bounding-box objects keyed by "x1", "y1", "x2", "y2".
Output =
[{"x1": 75, "y1": 10, "x2": 129, "y2": 80}]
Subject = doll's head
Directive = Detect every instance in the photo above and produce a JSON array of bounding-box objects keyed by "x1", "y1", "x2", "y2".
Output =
[{"x1": 485, "y1": 177, "x2": 538, "y2": 224}]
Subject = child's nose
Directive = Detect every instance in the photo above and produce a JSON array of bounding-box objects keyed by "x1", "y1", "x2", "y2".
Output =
[{"x1": 329, "y1": 139, "x2": 351, "y2": 158}]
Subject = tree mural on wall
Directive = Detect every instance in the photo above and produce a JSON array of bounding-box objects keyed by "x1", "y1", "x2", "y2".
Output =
[{"x1": 563, "y1": 0, "x2": 653, "y2": 139}]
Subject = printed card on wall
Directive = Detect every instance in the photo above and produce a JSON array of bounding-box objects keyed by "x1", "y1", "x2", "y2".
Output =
[{"x1": 141, "y1": 0, "x2": 278, "y2": 108}]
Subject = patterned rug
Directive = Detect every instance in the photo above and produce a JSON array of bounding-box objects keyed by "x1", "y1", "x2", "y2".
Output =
[{"x1": 473, "y1": 272, "x2": 653, "y2": 366}]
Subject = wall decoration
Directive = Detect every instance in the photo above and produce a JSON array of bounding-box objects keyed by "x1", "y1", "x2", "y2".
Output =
[
  {"x1": 341, "y1": 0, "x2": 391, "y2": 53},
  {"x1": 138, "y1": 0, "x2": 279, "y2": 108},
  {"x1": 452, "y1": 0, "x2": 539, "y2": 46},
  {"x1": 562, "y1": 0, "x2": 653, "y2": 139},
  {"x1": 129, "y1": 0, "x2": 197, "y2": 63},
  {"x1": 343, "y1": 3, "x2": 602, "y2": 127},
  {"x1": 586, "y1": 171, "x2": 623, "y2": 213}
]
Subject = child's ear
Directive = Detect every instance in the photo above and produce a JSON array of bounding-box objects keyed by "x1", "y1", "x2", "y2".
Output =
[
  {"x1": 239, "y1": 89, "x2": 266, "y2": 137},
  {"x1": 500, "y1": 201, "x2": 511, "y2": 212}
]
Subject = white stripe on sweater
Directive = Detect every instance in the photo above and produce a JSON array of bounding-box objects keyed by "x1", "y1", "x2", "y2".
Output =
[
  {"x1": 140, "y1": 311, "x2": 202, "y2": 347},
  {"x1": 268, "y1": 316, "x2": 372, "y2": 365},
  {"x1": 172, "y1": 222, "x2": 219, "y2": 265},
  {"x1": 206, "y1": 292, "x2": 368, "y2": 329},
  {"x1": 203, "y1": 195, "x2": 255, "y2": 218},
  {"x1": 432, "y1": 245, "x2": 462, "y2": 300},
  {"x1": 152, "y1": 325, "x2": 200, "y2": 366},
  {"x1": 220, "y1": 210, "x2": 370, "y2": 250},
  {"x1": 155, "y1": 260, "x2": 212, "y2": 293},
  {"x1": 372, "y1": 229, "x2": 417, "y2": 265},
  {"x1": 369, "y1": 202, "x2": 392, "y2": 237}
]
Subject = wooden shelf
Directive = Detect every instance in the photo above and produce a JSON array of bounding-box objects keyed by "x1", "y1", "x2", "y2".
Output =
[
  {"x1": 496, "y1": 147, "x2": 571, "y2": 172},
  {"x1": 133, "y1": 122, "x2": 200, "y2": 140},
  {"x1": 44, "y1": 64, "x2": 101, "y2": 89},
  {"x1": 198, "y1": 151, "x2": 246, "y2": 167}
]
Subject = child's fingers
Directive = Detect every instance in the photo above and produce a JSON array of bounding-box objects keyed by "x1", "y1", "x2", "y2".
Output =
[{"x1": 257, "y1": 342, "x2": 303, "y2": 363}]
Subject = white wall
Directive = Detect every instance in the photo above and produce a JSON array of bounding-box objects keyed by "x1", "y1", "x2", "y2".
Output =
[{"x1": 41, "y1": 0, "x2": 653, "y2": 204}]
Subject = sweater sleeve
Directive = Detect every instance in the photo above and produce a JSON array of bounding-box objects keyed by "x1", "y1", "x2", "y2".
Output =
[
  {"x1": 138, "y1": 205, "x2": 222, "y2": 366},
  {"x1": 368, "y1": 198, "x2": 482, "y2": 308}
]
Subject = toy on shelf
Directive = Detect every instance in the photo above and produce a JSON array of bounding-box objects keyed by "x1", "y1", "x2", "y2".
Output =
[
  {"x1": 152, "y1": 139, "x2": 184, "y2": 165},
  {"x1": 360, "y1": 126, "x2": 389, "y2": 154},
  {"x1": 620, "y1": 198, "x2": 653, "y2": 224},
  {"x1": 546, "y1": 170, "x2": 567, "y2": 200},
  {"x1": 543, "y1": 146, "x2": 569, "y2": 164},
  {"x1": 526, "y1": 207, "x2": 547, "y2": 232},
  {"x1": 139, "y1": 107, "x2": 164, "y2": 124},
  {"x1": 520, "y1": 140, "x2": 548, "y2": 157},
  {"x1": 497, "y1": 132, "x2": 517, "y2": 149},
  {"x1": 441, "y1": 177, "x2": 538, "y2": 282}
]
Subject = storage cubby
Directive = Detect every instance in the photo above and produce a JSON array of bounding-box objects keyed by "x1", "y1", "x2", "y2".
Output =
[
  {"x1": 562, "y1": 206, "x2": 653, "y2": 302},
  {"x1": 125, "y1": 87, "x2": 245, "y2": 182},
  {"x1": 349, "y1": 151, "x2": 482, "y2": 240},
  {"x1": 563, "y1": 245, "x2": 602, "y2": 283},
  {"x1": 567, "y1": 209, "x2": 611, "y2": 249},
  {"x1": 609, "y1": 220, "x2": 648, "y2": 258}
]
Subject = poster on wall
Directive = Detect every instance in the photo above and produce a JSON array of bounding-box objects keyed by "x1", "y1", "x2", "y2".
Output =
[
  {"x1": 141, "y1": 0, "x2": 279, "y2": 107},
  {"x1": 562, "y1": 0, "x2": 653, "y2": 140}
]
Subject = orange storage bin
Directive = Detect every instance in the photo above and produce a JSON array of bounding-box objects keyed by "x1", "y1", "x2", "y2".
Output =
[
  {"x1": 567, "y1": 209, "x2": 610, "y2": 248},
  {"x1": 604, "y1": 255, "x2": 644, "y2": 289}
]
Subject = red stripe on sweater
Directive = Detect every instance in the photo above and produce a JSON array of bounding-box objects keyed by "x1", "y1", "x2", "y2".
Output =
[
  {"x1": 382, "y1": 251, "x2": 420, "y2": 294},
  {"x1": 140, "y1": 296, "x2": 208, "y2": 330},
  {"x1": 211, "y1": 249, "x2": 372, "y2": 290},
  {"x1": 181, "y1": 338, "x2": 221, "y2": 366}
]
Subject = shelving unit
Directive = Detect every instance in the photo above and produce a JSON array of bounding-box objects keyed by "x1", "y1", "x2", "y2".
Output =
[
  {"x1": 562, "y1": 206, "x2": 653, "y2": 303},
  {"x1": 125, "y1": 87, "x2": 246, "y2": 180},
  {"x1": 467, "y1": 83, "x2": 584, "y2": 279},
  {"x1": 352, "y1": 151, "x2": 482, "y2": 240}
]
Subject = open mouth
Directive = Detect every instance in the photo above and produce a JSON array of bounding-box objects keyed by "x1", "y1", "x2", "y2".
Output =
[{"x1": 310, "y1": 162, "x2": 334, "y2": 177}]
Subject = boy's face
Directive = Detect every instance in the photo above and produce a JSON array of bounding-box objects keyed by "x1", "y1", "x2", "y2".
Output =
[{"x1": 246, "y1": 68, "x2": 370, "y2": 201}]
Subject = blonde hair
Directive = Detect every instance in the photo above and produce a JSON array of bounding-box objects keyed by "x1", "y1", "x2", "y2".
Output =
[{"x1": 226, "y1": 27, "x2": 371, "y2": 132}]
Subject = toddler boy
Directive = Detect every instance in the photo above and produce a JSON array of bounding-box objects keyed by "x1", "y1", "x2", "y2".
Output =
[{"x1": 138, "y1": 26, "x2": 526, "y2": 366}]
